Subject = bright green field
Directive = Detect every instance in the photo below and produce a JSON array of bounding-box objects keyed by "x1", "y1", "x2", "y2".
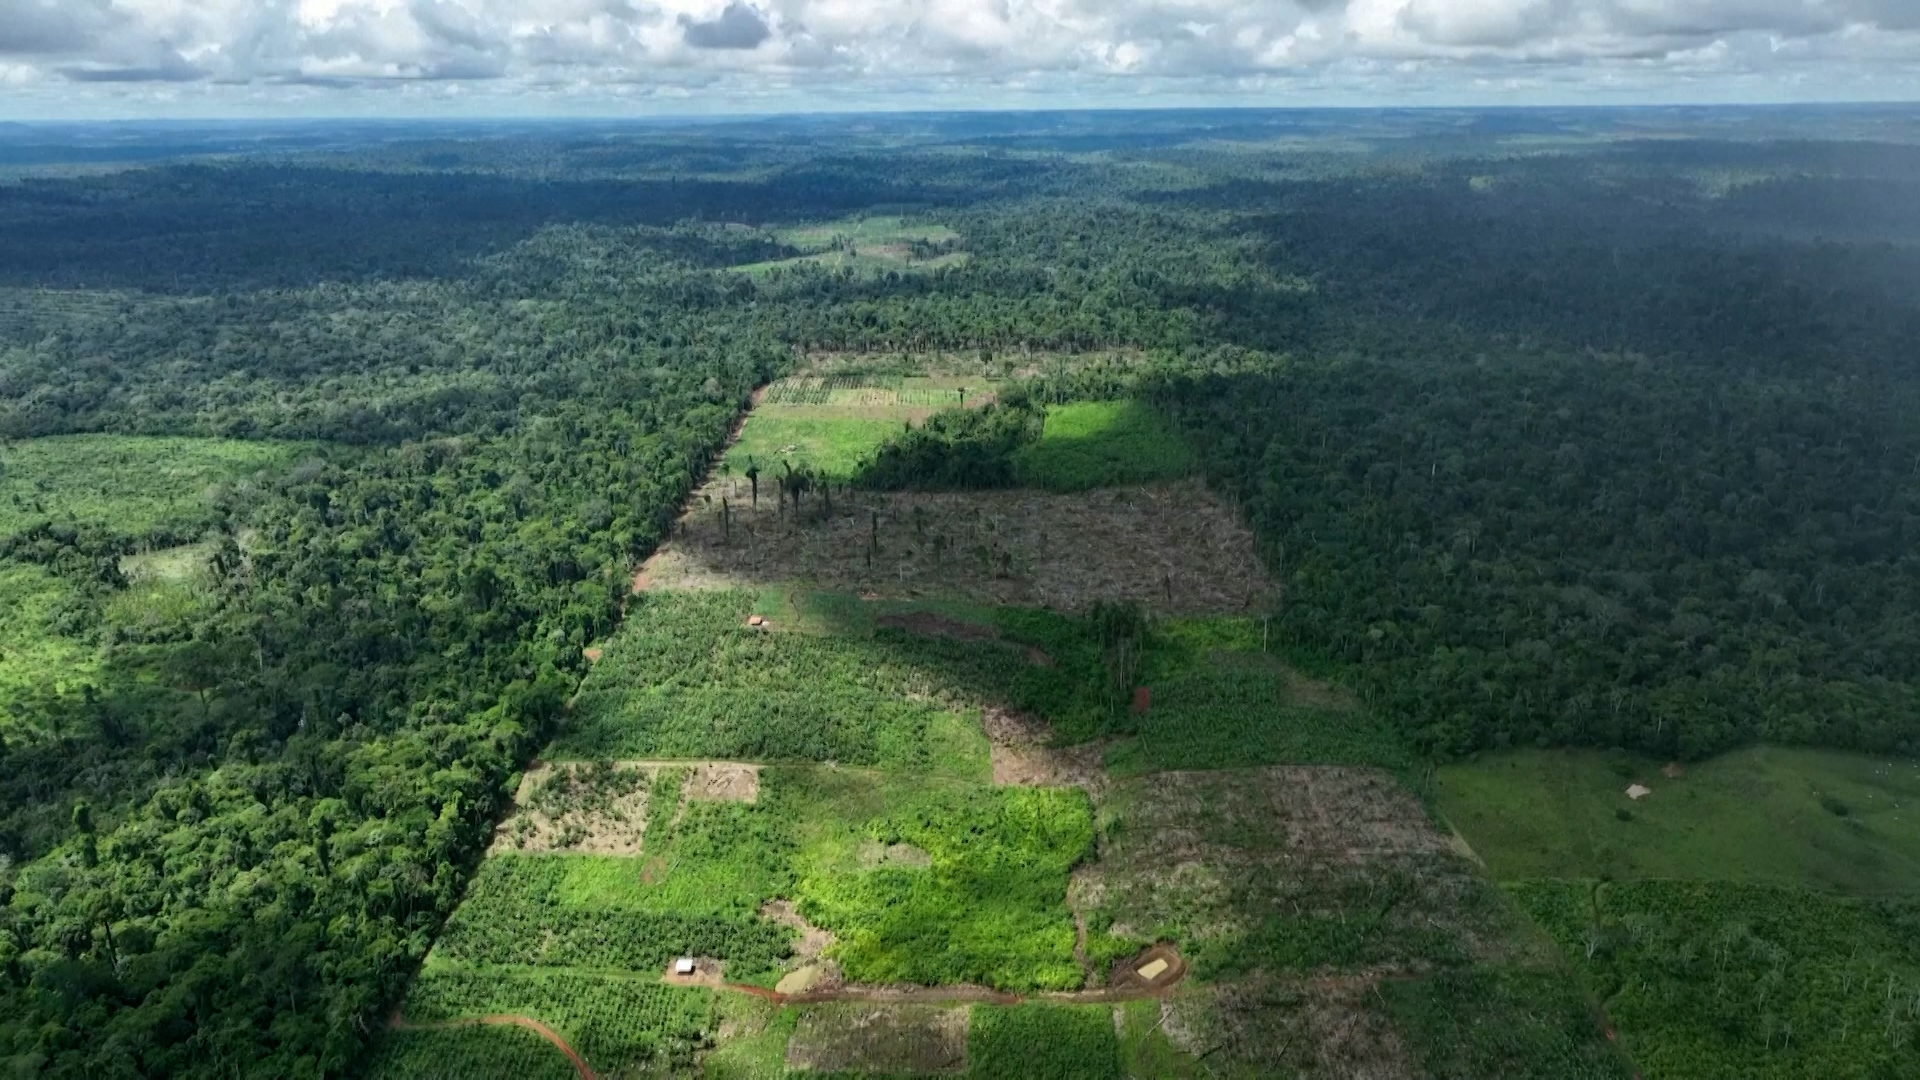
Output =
[
  {"x1": 0, "y1": 434, "x2": 302, "y2": 538},
  {"x1": 1011, "y1": 400, "x2": 1196, "y2": 491},
  {"x1": 722, "y1": 412, "x2": 907, "y2": 483},
  {"x1": 776, "y1": 216, "x2": 959, "y2": 250},
  {"x1": 733, "y1": 216, "x2": 966, "y2": 278},
  {"x1": 1438, "y1": 747, "x2": 1920, "y2": 894},
  {"x1": 0, "y1": 563, "x2": 93, "y2": 703}
]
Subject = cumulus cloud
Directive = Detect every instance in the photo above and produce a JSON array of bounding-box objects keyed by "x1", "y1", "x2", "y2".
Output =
[
  {"x1": 1, "y1": 0, "x2": 1915, "y2": 113},
  {"x1": 680, "y1": 2, "x2": 771, "y2": 49}
]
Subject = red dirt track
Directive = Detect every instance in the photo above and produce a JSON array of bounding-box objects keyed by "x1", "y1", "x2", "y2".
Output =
[{"x1": 390, "y1": 1013, "x2": 595, "y2": 1080}]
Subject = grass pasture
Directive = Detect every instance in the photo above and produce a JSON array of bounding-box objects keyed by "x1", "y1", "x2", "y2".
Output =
[
  {"x1": 733, "y1": 216, "x2": 966, "y2": 278},
  {"x1": 1445, "y1": 747, "x2": 1920, "y2": 1077},
  {"x1": 725, "y1": 372, "x2": 999, "y2": 483},
  {"x1": 1010, "y1": 400, "x2": 1196, "y2": 492},
  {"x1": 1439, "y1": 747, "x2": 1920, "y2": 894},
  {"x1": 0, "y1": 434, "x2": 301, "y2": 539}
]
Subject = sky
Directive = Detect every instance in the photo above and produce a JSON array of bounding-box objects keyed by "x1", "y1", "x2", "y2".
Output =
[{"x1": 0, "y1": 0, "x2": 1916, "y2": 119}]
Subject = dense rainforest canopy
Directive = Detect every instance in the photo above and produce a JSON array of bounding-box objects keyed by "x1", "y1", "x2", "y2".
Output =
[{"x1": 0, "y1": 108, "x2": 1916, "y2": 1074}]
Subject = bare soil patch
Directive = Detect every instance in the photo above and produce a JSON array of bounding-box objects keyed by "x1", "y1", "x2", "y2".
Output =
[
  {"x1": 984, "y1": 707, "x2": 1107, "y2": 793},
  {"x1": 488, "y1": 762, "x2": 652, "y2": 856},
  {"x1": 761, "y1": 900, "x2": 835, "y2": 961},
  {"x1": 490, "y1": 760, "x2": 764, "y2": 855},
  {"x1": 683, "y1": 762, "x2": 760, "y2": 804},
  {"x1": 784, "y1": 1004, "x2": 968, "y2": 1075},
  {"x1": 636, "y1": 480, "x2": 1272, "y2": 615},
  {"x1": 1107, "y1": 944, "x2": 1187, "y2": 992}
]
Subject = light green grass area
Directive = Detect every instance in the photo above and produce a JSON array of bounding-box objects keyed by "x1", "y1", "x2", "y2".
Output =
[
  {"x1": 0, "y1": 434, "x2": 302, "y2": 538},
  {"x1": 777, "y1": 217, "x2": 960, "y2": 250},
  {"x1": 1438, "y1": 747, "x2": 1920, "y2": 894},
  {"x1": 1511, "y1": 880, "x2": 1920, "y2": 1079},
  {"x1": 104, "y1": 543, "x2": 218, "y2": 632},
  {"x1": 724, "y1": 412, "x2": 908, "y2": 484},
  {"x1": 724, "y1": 374, "x2": 999, "y2": 483},
  {"x1": 1011, "y1": 400, "x2": 1196, "y2": 492},
  {"x1": 0, "y1": 563, "x2": 93, "y2": 704},
  {"x1": 733, "y1": 216, "x2": 965, "y2": 278}
]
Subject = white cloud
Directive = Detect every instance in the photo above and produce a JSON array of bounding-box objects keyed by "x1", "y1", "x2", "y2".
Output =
[{"x1": 0, "y1": 0, "x2": 1915, "y2": 114}]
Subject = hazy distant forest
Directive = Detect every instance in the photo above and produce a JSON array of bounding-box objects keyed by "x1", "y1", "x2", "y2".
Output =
[{"x1": 1, "y1": 107, "x2": 1919, "y2": 1076}]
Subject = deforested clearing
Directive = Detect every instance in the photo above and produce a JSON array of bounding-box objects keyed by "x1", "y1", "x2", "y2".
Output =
[{"x1": 640, "y1": 479, "x2": 1273, "y2": 615}]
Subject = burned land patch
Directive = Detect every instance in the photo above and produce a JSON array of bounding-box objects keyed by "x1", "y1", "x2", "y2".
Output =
[
  {"x1": 1159, "y1": 974, "x2": 1416, "y2": 1080},
  {"x1": 637, "y1": 480, "x2": 1272, "y2": 616},
  {"x1": 784, "y1": 1003, "x2": 969, "y2": 1074},
  {"x1": 1076, "y1": 767, "x2": 1546, "y2": 979}
]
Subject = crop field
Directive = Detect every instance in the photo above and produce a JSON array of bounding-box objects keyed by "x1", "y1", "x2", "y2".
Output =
[
  {"x1": 0, "y1": 434, "x2": 302, "y2": 539},
  {"x1": 365, "y1": 1024, "x2": 583, "y2": 1080},
  {"x1": 1439, "y1": 746, "x2": 1920, "y2": 893}
]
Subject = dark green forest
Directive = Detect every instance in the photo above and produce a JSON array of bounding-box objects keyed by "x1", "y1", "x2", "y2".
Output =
[{"x1": 0, "y1": 108, "x2": 1917, "y2": 1074}]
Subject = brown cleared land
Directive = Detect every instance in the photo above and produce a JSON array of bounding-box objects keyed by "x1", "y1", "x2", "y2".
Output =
[{"x1": 640, "y1": 479, "x2": 1273, "y2": 615}]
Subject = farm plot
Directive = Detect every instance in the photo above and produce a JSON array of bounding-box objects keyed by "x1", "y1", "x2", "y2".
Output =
[
  {"x1": 640, "y1": 480, "x2": 1273, "y2": 615},
  {"x1": 435, "y1": 764, "x2": 1094, "y2": 1002},
  {"x1": 1110, "y1": 619, "x2": 1412, "y2": 777},
  {"x1": 379, "y1": 966, "x2": 718, "y2": 1076},
  {"x1": 559, "y1": 588, "x2": 1128, "y2": 768}
]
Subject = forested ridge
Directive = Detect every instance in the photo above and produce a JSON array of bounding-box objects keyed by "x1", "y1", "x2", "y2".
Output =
[{"x1": 0, "y1": 111, "x2": 1915, "y2": 1074}]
